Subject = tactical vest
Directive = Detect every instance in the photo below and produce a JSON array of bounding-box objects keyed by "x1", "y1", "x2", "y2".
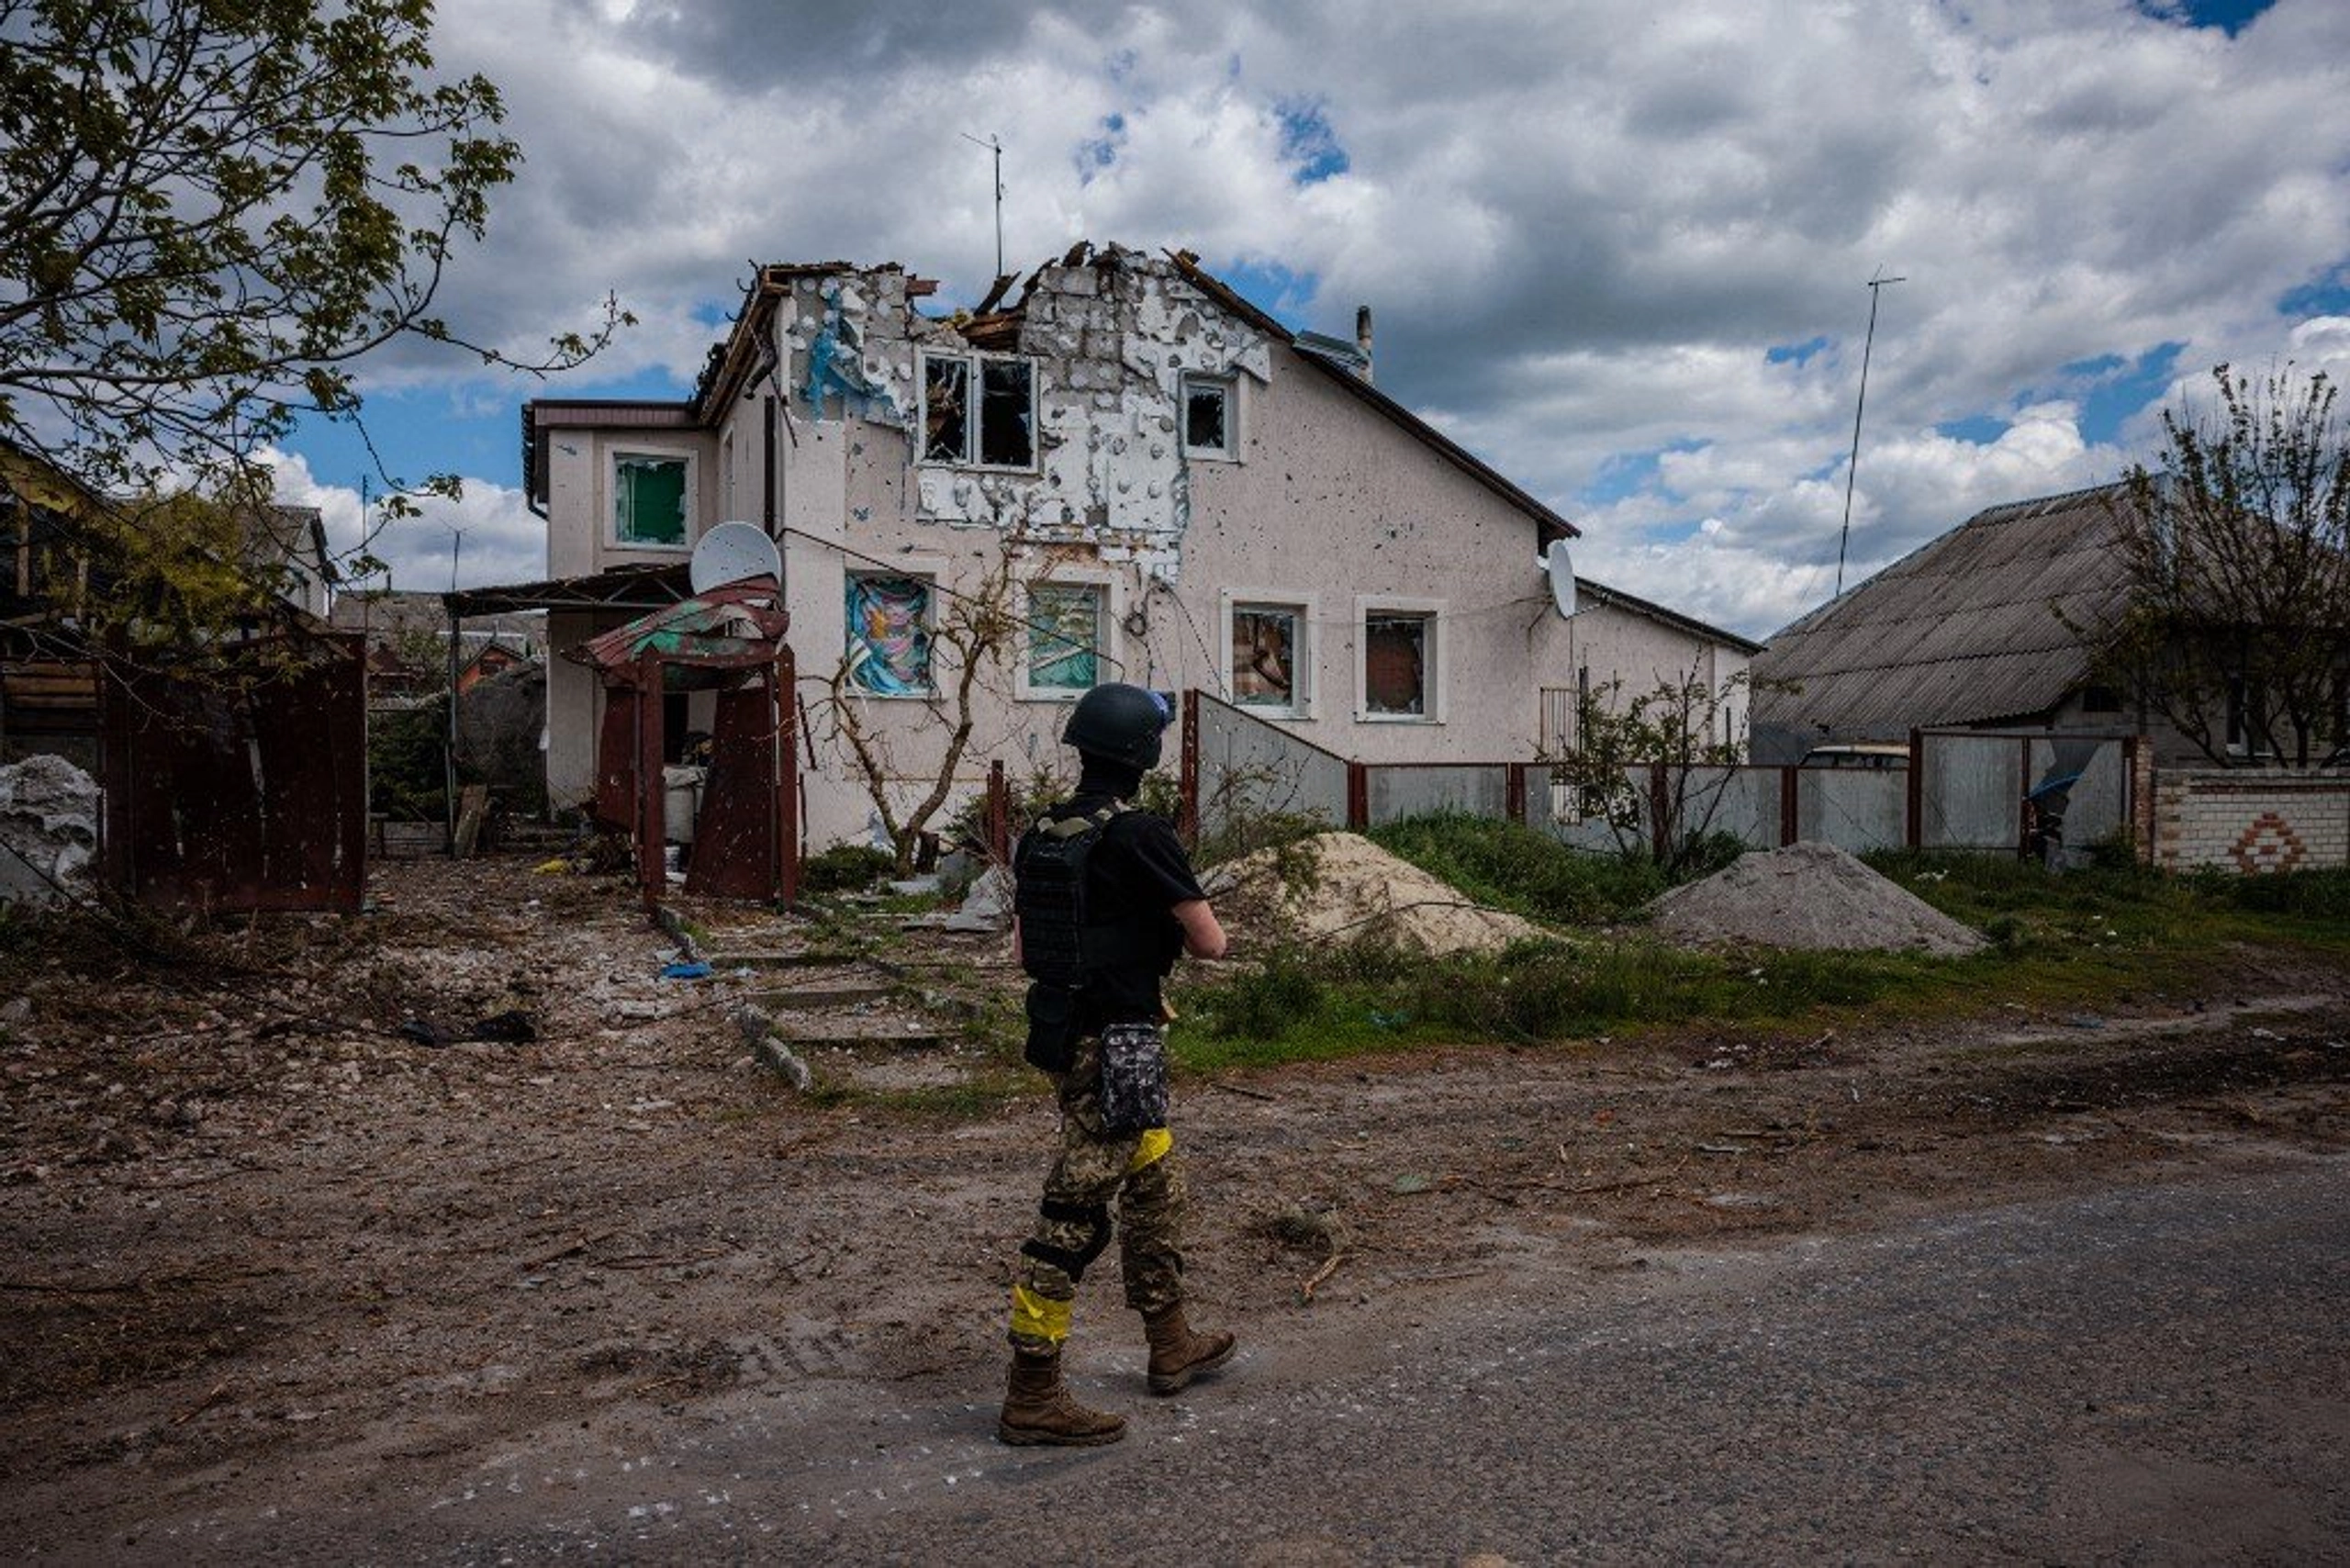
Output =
[{"x1": 1013, "y1": 803, "x2": 1168, "y2": 1071}]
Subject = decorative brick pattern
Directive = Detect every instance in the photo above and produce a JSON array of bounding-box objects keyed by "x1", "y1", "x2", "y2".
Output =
[
  {"x1": 2153, "y1": 770, "x2": 2350, "y2": 874},
  {"x1": 2229, "y1": 812, "x2": 2307, "y2": 873}
]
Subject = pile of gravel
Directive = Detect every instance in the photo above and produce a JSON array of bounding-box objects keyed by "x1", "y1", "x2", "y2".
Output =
[
  {"x1": 1647, "y1": 840, "x2": 1986, "y2": 957},
  {"x1": 1205, "y1": 832, "x2": 1541, "y2": 956}
]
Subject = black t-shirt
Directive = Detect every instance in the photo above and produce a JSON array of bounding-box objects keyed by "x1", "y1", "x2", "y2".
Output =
[{"x1": 1044, "y1": 792, "x2": 1205, "y2": 1028}]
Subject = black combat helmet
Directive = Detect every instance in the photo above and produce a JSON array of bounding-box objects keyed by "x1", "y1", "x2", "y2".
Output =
[{"x1": 1062, "y1": 682, "x2": 1169, "y2": 769}]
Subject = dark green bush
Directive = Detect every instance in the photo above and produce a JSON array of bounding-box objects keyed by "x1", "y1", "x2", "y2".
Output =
[
  {"x1": 801, "y1": 843, "x2": 896, "y2": 894},
  {"x1": 1368, "y1": 812, "x2": 1664, "y2": 925}
]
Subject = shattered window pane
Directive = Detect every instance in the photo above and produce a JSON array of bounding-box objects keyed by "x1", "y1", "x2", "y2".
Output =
[
  {"x1": 1027, "y1": 583, "x2": 1102, "y2": 692},
  {"x1": 1232, "y1": 606, "x2": 1300, "y2": 710},
  {"x1": 1183, "y1": 377, "x2": 1232, "y2": 454},
  {"x1": 979, "y1": 359, "x2": 1035, "y2": 468},
  {"x1": 845, "y1": 575, "x2": 934, "y2": 696},
  {"x1": 923, "y1": 355, "x2": 970, "y2": 464},
  {"x1": 614, "y1": 454, "x2": 688, "y2": 546},
  {"x1": 1364, "y1": 612, "x2": 1427, "y2": 716}
]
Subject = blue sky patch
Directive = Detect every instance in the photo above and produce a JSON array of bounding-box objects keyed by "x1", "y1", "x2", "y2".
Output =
[
  {"x1": 2137, "y1": 0, "x2": 2274, "y2": 36},
  {"x1": 1935, "y1": 413, "x2": 2009, "y2": 445},
  {"x1": 1214, "y1": 259, "x2": 1317, "y2": 331},
  {"x1": 2279, "y1": 266, "x2": 2350, "y2": 319},
  {"x1": 1275, "y1": 98, "x2": 1349, "y2": 185},
  {"x1": 286, "y1": 362, "x2": 692, "y2": 493},
  {"x1": 1765, "y1": 335, "x2": 1830, "y2": 367},
  {"x1": 1582, "y1": 440, "x2": 1707, "y2": 504}
]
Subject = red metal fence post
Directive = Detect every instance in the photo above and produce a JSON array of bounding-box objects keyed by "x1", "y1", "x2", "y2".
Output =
[
  {"x1": 1505, "y1": 762, "x2": 1528, "y2": 826},
  {"x1": 1347, "y1": 762, "x2": 1369, "y2": 832},
  {"x1": 776, "y1": 647, "x2": 800, "y2": 905},
  {"x1": 1907, "y1": 727, "x2": 1924, "y2": 850},
  {"x1": 635, "y1": 648, "x2": 666, "y2": 913},
  {"x1": 1178, "y1": 689, "x2": 1201, "y2": 847},
  {"x1": 1780, "y1": 765, "x2": 1798, "y2": 847}
]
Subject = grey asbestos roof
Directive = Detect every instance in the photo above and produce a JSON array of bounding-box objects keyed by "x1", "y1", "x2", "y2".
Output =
[{"x1": 1751, "y1": 482, "x2": 2133, "y2": 740}]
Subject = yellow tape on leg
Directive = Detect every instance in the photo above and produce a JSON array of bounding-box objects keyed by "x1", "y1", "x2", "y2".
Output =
[
  {"x1": 1010, "y1": 1282, "x2": 1072, "y2": 1344},
  {"x1": 1127, "y1": 1127, "x2": 1173, "y2": 1172}
]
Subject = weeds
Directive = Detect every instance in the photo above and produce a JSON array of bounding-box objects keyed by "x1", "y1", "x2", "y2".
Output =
[{"x1": 1366, "y1": 812, "x2": 1666, "y2": 924}]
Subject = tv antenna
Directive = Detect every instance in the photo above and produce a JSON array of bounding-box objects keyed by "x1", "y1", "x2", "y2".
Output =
[
  {"x1": 1834, "y1": 267, "x2": 1906, "y2": 599},
  {"x1": 961, "y1": 131, "x2": 1005, "y2": 278}
]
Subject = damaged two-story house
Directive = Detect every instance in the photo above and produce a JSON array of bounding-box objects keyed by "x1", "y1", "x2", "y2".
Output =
[{"x1": 505, "y1": 243, "x2": 1759, "y2": 851}]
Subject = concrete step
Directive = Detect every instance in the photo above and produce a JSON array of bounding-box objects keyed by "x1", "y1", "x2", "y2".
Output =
[
  {"x1": 749, "y1": 984, "x2": 898, "y2": 1013},
  {"x1": 708, "y1": 951, "x2": 838, "y2": 972},
  {"x1": 772, "y1": 1018, "x2": 952, "y2": 1051}
]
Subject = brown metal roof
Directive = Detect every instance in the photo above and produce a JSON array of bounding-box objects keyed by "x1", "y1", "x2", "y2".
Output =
[{"x1": 1752, "y1": 482, "x2": 2133, "y2": 740}]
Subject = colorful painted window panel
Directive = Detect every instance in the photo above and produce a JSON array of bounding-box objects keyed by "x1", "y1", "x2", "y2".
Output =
[
  {"x1": 615, "y1": 454, "x2": 687, "y2": 545},
  {"x1": 1364, "y1": 612, "x2": 1427, "y2": 716},
  {"x1": 845, "y1": 575, "x2": 934, "y2": 696},
  {"x1": 1233, "y1": 606, "x2": 1300, "y2": 710},
  {"x1": 1027, "y1": 583, "x2": 1102, "y2": 692}
]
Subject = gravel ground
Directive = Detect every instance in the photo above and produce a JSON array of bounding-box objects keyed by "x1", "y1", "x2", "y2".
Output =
[{"x1": 1, "y1": 856, "x2": 2343, "y2": 1561}]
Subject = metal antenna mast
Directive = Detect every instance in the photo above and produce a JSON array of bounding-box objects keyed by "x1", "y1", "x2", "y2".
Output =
[
  {"x1": 1835, "y1": 268, "x2": 1906, "y2": 599},
  {"x1": 961, "y1": 132, "x2": 1004, "y2": 277}
]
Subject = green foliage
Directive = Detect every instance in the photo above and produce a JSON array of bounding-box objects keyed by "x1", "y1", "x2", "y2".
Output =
[
  {"x1": 1368, "y1": 811, "x2": 1666, "y2": 924},
  {"x1": 1557, "y1": 664, "x2": 1774, "y2": 876},
  {"x1": 2096, "y1": 363, "x2": 2350, "y2": 767},
  {"x1": 367, "y1": 704, "x2": 446, "y2": 823},
  {"x1": 801, "y1": 844, "x2": 897, "y2": 894},
  {"x1": 0, "y1": 0, "x2": 628, "y2": 526}
]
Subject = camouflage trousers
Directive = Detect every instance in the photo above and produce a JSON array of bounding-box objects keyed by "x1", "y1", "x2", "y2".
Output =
[{"x1": 1007, "y1": 1034, "x2": 1188, "y2": 1352}]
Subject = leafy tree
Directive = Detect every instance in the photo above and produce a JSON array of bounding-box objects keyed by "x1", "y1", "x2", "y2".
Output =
[
  {"x1": 1555, "y1": 664, "x2": 1757, "y2": 877},
  {"x1": 2099, "y1": 364, "x2": 2349, "y2": 767},
  {"x1": 0, "y1": 0, "x2": 626, "y2": 519}
]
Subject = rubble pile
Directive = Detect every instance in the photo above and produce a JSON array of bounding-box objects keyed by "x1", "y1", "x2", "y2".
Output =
[
  {"x1": 1206, "y1": 832, "x2": 1542, "y2": 956},
  {"x1": 0, "y1": 754, "x2": 99, "y2": 907},
  {"x1": 1647, "y1": 840, "x2": 1987, "y2": 956}
]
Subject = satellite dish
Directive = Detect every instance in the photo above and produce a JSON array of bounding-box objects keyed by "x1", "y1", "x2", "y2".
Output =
[
  {"x1": 690, "y1": 521, "x2": 783, "y2": 593},
  {"x1": 1544, "y1": 538, "x2": 1577, "y2": 619}
]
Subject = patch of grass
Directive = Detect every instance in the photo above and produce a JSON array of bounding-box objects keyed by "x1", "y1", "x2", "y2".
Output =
[
  {"x1": 1167, "y1": 849, "x2": 2349, "y2": 1074},
  {"x1": 1367, "y1": 812, "x2": 1665, "y2": 925}
]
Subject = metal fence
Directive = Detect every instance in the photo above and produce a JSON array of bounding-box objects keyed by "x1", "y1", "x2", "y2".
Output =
[{"x1": 1177, "y1": 694, "x2": 2146, "y2": 865}]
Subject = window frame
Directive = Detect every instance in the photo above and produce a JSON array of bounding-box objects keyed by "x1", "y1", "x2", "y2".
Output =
[
  {"x1": 843, "y1": 566, "x2": 943, "y2": 700},
  {"x1": 1180, "y1": 373, "x2": 1239, "y2": 461},
  {"x1": 1219, "y1": 588, "x2": 1315, "y2": 720},
  {"x1": 917, "y1": 348, "x2": 1039, "y2": 473},
  {"x1": 1355, "y1": 595, "x2": 1445, "y2": 723},
  {"x1": 609, "y1": 445, "x2": 697, "y2": 553},
  {"x1": 1018, "y1": 571, "x2": 1117, "y2": 702}
]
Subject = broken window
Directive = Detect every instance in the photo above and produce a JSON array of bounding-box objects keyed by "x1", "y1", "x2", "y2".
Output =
[
  {"x1": 1182, "y1": 375, "x2": 1234, "y2": 456},
  {"x1": 1232, "y1": 604, "x2": 1303, "y2": 712},
  {"x1": 1026, "y1": 583, "x2": 1102, "y2": 694},
  {"x1": 614, "y1": 454, "x2": 688, "y2": 546},
  {"x1": 845, "y1": 575, "x2": 934, "y2": 696},
  {"x1": 1363, "y1": 611, "x2": 1431, "y2": 718},
  {"x1": 920, "y1": 351, "x2": 1034, "y2": 468}
]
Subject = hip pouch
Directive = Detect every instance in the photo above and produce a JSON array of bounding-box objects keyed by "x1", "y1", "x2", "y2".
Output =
[
  {"x1": 1023, "y1": 982, "x2": 1083, "y2": 1074},
  {"x1": 1097, "y1": 1021, "x2": 1169, "y2": 1135}
]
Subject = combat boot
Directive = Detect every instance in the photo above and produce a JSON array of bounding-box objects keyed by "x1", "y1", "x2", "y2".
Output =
[
  {"x1": 1141, "y1": 1305, "x2": 1237, "y2": 1395},
  {"x1": 996, "y1": 1349, "x2": 1128, "y2": 1447}
]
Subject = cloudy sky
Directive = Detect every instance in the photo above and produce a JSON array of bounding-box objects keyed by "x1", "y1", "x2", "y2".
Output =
[{"x1": 272, "y1": 0, "x2": 2350, "y2": 639}]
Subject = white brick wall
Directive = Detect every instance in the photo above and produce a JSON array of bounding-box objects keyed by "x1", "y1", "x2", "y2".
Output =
[{"x1": 2153, "y1": 770, "x2": 2350, "y2": 873}]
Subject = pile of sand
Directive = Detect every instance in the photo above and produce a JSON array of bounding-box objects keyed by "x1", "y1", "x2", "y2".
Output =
[
  {"x1": 1648, "y1": 840, "x2": 1986, "y2": 956},
  {"x1": 1204, "y1": 832, "x2": 1542, "y2": 956}
]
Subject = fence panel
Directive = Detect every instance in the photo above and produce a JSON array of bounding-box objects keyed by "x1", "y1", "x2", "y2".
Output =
[
  {"x1": 1523, "y1": 766, "x2": 1644, "y2": 853},
  {"x1": 1681, "y1": 766, "x2": 1784, "y2": 849},
  {"x1": 1364, "y1": 764, "x2": 1509, "y2": 826},
  {"x1": 1918, "y1": 734, "x2": 2020, "y2": 850},
  {"x1": 1794, "y1": 768, "x2": 1908, "y2": 853},
  {"x1": 2030, "y1": 736, "x2": 2129, "y2": 859},
  {"x1": 1190, "y1": 693, "x2": 1351, "y2": 843}
]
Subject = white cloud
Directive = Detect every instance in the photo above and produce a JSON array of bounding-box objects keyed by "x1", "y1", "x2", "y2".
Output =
[
  {"x1": 262, "y1": 449, "x2": 545, "y2": 594},
  {"x1": 300, "y1": 0, "x2": 2350, "y2": 639}
]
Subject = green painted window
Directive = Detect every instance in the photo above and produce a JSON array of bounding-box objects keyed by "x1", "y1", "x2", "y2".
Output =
[
  {"x1": 1027, "y1": 583, "x2": 1102, "y2": 692},
  {"x1": 615, "y1": 454, "x2": 688, "y2": 546}
]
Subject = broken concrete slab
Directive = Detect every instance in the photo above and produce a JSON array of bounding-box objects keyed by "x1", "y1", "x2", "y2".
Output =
[{"x1": 0, "y1": 754, "x2": 98, "y2": 908}]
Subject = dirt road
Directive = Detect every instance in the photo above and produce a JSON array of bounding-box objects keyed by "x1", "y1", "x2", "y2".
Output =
[{"x1": 3, "y1": 859, "x2": 2344, "y2": 1562}]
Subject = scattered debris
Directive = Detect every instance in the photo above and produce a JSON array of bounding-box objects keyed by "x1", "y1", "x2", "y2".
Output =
[
  {"x1": 0, "y1": 754, "x2": 98, "y2": 908},
  {"x1": 397, "y1": 1010, "x2": 536, "y2": 1047},
  {"x1": 1647, "y1": 841, "x2": 1988, "y2": 956},
  {"x1": 660, "y1": 961, "x2": 713, "y2": 980},
  {"x1": 1206, "y1": 832, "x2": 1541, "y2": 955}
]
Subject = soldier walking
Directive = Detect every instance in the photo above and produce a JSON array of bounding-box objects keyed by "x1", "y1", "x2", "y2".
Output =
[{"x1": 998, "y1": 683, "x2": 1236, "y2": 1446}]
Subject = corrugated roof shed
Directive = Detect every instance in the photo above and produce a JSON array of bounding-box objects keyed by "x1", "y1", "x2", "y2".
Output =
[{"x1": 1752, "y1": 482, "x2": 2133, "y2": 742}]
